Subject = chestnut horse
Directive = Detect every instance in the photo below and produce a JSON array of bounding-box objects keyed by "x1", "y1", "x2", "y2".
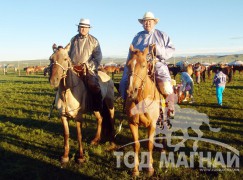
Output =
[
  {"x1": 49, "y1": 44, "x2": 115, "y2": 164},
  {"x1": 125, "y1": 45, "x2": 163, "y2": 176},
  {"x1": 100, "y1": 65, "x2": 120, "y2": 79},
  {"x1": 176, "y1": 61, "x2": 193, "y2": 76},
  {"x1": 193, "y1": 62, "x2": 206, "y2": 83}
]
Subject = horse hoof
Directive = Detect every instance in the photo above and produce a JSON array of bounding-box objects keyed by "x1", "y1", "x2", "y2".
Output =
[
  {"x1": 76, "y1": 157, "x2": 86, "y2": 164},
  {"x1": 60, "y1": 156, "x2": 69, "y2": 164},
  {"x1": 147, "y1": 167, "x2": 155, "y2": 177},
  {"x1": 161, "y1": 149, "x2": 167, "y2": 153},
  {"x1": 105, "y1": 142, "x2": 117, "y2": 151},
  {"x1": 132, "y1": 170, "x2": 139, "y2": 177},
  {"x1": 91, "y1": 139, "x2": 100, "y2": 145}
]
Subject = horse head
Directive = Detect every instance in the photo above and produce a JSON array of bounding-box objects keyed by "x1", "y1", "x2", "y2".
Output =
[
  {"x1": 126, "y1": 45, "x2": 149, "y2": 100},
  {"x1": 49, "y1": 43, "x2": 71, "y2": 88}
]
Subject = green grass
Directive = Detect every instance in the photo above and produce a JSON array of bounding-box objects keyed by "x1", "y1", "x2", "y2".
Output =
[{"x1": 0, "y1": 72, "x2": 242, "y2": 179}]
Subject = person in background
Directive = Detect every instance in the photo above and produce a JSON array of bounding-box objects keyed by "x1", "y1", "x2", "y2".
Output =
[
  {"x1": 180, "y1": 71, "x2": 194, "y2": 103},
  {"x1": 119, "y1": 11, "x2": 175, "y2": 117},
  {"x1": 212, "y1": 67, "x2": 227, "y2": 106},
  {"x1": 68, "y1": 18, "x2": 103, "y2": 111}
]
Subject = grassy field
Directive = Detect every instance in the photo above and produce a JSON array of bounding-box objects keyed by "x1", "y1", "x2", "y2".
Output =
[{"x1": 0, "y1": 71, "x2": 242, "y2": 179}]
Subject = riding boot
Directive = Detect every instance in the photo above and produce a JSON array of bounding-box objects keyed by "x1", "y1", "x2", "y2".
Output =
[{"x1": 92, "y1": 90, "x2": 103, "y2": 111}]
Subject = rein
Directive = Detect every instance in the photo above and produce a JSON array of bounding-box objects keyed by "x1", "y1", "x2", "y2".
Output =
[
  {"x1": 129, "y1": 65, "x2": 157, "y2": 108},
  {"x1": 50, "y1": 60, "x2": 70, "y2": 87},
  {"x1": 50, "y1": 59, "x2": 83, "y2": 117},
  {"x1": 50, "y1": 59, "x2": 81, "y2": 89},
  {"x1": 129, "y1": 72, "x2": 147, "y2": 91}
]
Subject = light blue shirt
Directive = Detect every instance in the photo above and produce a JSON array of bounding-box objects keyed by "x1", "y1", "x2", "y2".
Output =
[
  {"x1": 181, "y1": 72, "x2": 193, "y2": 83},
  {"x1": 129, "y1": 29, "x2": 175, "y2": 61},
  {"x1": 119, "y1": 28, "x2": 175, "y2": 99}
]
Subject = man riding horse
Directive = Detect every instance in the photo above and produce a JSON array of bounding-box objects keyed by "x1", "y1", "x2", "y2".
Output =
[
  {"x1": 68, "y1": 18, "x2": 103, "y2": 111},
  {"x1": 119, "y1": 12, "x2": 175, "y2": 121}
]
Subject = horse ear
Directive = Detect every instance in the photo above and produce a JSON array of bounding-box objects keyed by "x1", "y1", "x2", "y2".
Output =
[
  {"x1": 65, "y1": 43, "x2": 71, "y2": 52},
  {"x1": 144, "y1": 46, "x2": 149, "y2": 55},
  {"x1": 52, "y1": 43, "x2": 57, "y2": 52},
  {"x1": 129, "y1": 44, "x2": 134, "y2": 52}
]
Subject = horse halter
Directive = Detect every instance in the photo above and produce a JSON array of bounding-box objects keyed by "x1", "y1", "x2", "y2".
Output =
[
  {"x1": 129, "y1": 71, "x2": 147, "y2": 91},
  {"x1": 50, "y1": 58, "x2": 71, "y2": 78}
]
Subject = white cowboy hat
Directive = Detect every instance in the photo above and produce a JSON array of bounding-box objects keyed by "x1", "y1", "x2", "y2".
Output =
[
  {"x1": 138, "y1": 12, "x2": 159, "y2": 24},
  {"x1": 76, "y1": 18, "x2": 91, "y2": 28}
]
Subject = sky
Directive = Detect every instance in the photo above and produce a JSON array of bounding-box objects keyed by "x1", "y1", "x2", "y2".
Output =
[{"x1": 0, "y1": 0, "x2": 243, "y2": 61}]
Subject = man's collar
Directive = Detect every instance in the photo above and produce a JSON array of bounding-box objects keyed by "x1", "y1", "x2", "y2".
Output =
[
  {"x1": 78, "y1": 34, "x2": 88, "y2": 39},
  {"x1": 145, "y1": 28, "x2": 155, "y2": 34}
]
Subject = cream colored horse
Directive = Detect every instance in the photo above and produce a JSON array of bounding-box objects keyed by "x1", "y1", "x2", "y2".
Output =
[
  {"x1": 49, "y1": 44, "x2": 115, "y2": 164},
  {"x1": 125, "y1": 45, "x2": 162, "y2": 176}
]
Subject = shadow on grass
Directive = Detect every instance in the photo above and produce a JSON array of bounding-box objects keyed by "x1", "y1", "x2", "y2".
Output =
[
  {"x1": 18, "y1": 75, "x2": 47, "y2": 79},
  {"x1": 209, "y1": 115, "x2": 243, "y2": 123},
  {"x1": 226, "y1": 85, "x2": 243, "y2": 90},
  {"x1": 0, "y1": 147, "x2": 92, "y2": 180},
  {"x1": 0, "y1": 113, "x2": 98, "y2": 143},
  {"x1": 183, "y1": 102, "x2": 243, "y2": 110}
]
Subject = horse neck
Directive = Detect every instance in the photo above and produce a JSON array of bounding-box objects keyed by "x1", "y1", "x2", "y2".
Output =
[
  {"x1": 60, "y1": 69, "x2": 86, "y2": 92},
  {"x1": 137, "y1": 75, "x2": 159, "y2": 101}
]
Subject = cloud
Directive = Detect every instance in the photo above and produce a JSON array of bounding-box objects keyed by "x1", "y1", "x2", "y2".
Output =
[
  {"x1": 174, "y1": 47, "x2": 243, "y2": 56},
  {"x1": 230, "y1": 36, "x2": 243, "y2": 40}
]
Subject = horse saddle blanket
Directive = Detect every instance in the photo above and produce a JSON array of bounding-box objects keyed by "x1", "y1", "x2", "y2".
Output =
[{"x1": 97, "y1": 71, "x2": 111, "y2": 82}]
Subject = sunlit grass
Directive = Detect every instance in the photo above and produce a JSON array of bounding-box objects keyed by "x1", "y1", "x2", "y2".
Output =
[{"x1": 0, "y1": 73, "x2": 242, "y2": 179}]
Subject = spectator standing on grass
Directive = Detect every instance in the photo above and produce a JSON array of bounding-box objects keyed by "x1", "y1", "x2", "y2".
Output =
[
  {"x1": 180, "y1": 71, "x2": 194, "y2": 103},
  {"x1": 212, "y1": 67, "x2": 227, "y2": 106}
]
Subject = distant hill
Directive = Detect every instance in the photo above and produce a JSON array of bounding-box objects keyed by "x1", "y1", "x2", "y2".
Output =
[{"x1": 1, "y1": 54, "x2": 243, "y2": 68}]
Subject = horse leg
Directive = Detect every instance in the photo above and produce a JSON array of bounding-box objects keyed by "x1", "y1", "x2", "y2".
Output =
[
  {"x1": 129, "y1": 123, "x2": 140, "y2": 176},
  {"x1": 75, "y1": 120, "x2": 85, "y2": 163},
  {"x1": 91, "y1": 111, "x2": 102, "y2": 145},
  {"x1": 61, "y1": 116, "x2": 70, "y2": 163},
  {"x1": 108, "y1": 106, "x2": 116, "y2": 148},
  {"x1": 202, "y1": 71, "x2": 206, "y2": 82},
  {"x1": 147, "y1": 125, "x2": 155, "y2": 176}
]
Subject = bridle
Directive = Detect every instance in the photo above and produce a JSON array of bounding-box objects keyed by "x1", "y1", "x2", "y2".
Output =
[
  {"x1": 49, "y1": 57, "x2": 75, "y2": 88},
  {"x1": 50, "y1": 59, "x2": 71, "y2": 77},
  {"x1": 128, "y1": 64, "x2": 158, "y2": 108},
  {"x1": 129, "y1": 71, "x2": 147, "y2": 92},
  {"x1": 128, "y1": 53, "x2": 158, "y2": 108}
]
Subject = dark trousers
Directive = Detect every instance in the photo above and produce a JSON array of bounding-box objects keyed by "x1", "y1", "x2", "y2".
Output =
[{"x1": 86, "y1": 71, "x2": 103, "y2": 111}]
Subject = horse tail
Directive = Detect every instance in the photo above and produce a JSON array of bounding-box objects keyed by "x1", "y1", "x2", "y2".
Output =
[
  {"x1": 228, "y1": 67, "x2": 233, "y2": 83},
  {"x1": 202, "y1": 68, "x2": 206, "y2": 82},
  {"x1": 207, "y1": 67, "x2": 211, "y2": 79},
  {"x1": 101, "y1": 100, "x2": 114, "y2": 142}
]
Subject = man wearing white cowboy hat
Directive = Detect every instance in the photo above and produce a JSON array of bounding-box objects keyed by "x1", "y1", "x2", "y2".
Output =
[
  {"x1": 69, "y1": 18, "x2": 103, "y2": 111},
  {"x1": 119, "y1": 11, "x2": 175, "y2": 116}
]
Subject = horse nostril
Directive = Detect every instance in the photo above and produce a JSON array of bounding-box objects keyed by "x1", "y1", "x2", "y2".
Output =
[{"x1": 134, "y1": 88, "x2": 138, "y2": 92}]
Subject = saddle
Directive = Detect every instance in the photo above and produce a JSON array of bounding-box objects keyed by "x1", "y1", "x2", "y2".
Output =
[
  {"x1": 72, "y1": 64, "x2": 110, "y2": 112},
  {"x1": 73, "y1": 64, "x2": 110, "y2": 82}
]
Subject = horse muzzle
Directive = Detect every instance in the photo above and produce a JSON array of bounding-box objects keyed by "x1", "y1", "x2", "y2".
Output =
[{"x1": 50, "y1": 77, "x2": 60, "y2": 88}]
